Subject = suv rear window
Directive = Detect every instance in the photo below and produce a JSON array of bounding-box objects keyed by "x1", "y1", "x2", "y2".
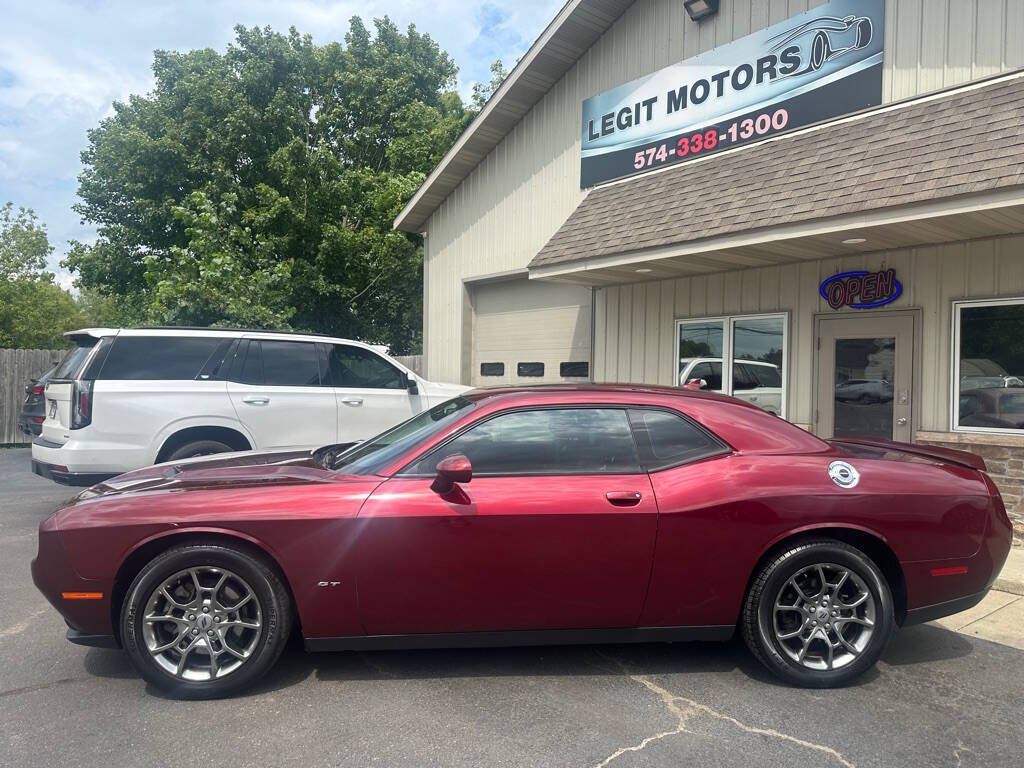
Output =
[
  {"x1": 52, "y1": 342, "x2": 97, "y2": 380},
  {"x1": 99, "y1": 336, "x2": 225, "y2": 380}
]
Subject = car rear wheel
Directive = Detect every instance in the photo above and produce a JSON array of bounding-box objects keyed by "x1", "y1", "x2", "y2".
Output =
[
  {"x1": 121, "y1": 543, "x2": 292, "y2": 699},
  {"x1": 742, "y1": 540, "x2": 894, "y2": 687},
  {"x1": 167, "y1": 439, "x2": 233, "y2": 461}
]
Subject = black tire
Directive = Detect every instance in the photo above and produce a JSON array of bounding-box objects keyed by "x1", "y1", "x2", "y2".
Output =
[
  {"x1": 121, "y1": 543, "x2": 292, "y2": 699},
  {"x1": 810, "y1": 31, "x2": 830, "y2": 71},
  {"x1": 167, "y1": 439, "x2": 233, "y2": 461},
  {"x1": 742, "y1": 539, "x2": 894, "y2": 688}
]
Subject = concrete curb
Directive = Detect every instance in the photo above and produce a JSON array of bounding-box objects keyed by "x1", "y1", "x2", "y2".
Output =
[{"x1": 994, "y1": 546, "x2": 1024, "y2": 597}]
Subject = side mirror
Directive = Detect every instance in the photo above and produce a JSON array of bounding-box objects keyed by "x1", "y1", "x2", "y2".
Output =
[
  {"x1": 405, "y1": 373, "x2": 419, "y2": 395},
  {"x1": 430, "y1": 454, "x2": 472, "y2": 494},
  {"x1": 684, "y1": 377, "x2": 708, "y2": 391}
]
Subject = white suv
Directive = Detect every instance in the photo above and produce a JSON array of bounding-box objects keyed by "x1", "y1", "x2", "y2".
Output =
[
  {"x1": 678, "y1": 357, "x2": 783, "y2": 415},
  {"x1": 32, "y1": 328, "x2": 468, "y2": 486}
]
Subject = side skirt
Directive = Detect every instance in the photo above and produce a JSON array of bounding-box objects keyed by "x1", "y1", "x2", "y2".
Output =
[{"x1": 304, "y1": 625, "x2": 735, "y2": 653}]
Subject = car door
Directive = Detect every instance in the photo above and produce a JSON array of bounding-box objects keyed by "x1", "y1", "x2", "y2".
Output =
[
  {"x1": 353, "y1": 407, "x2": 658, "y2": 635},
  {"x1": 225, "y1": 338, "x2": 338, "y2": 449},
  {"x1": 326, "y1": 343, "x2": 421, "y2": 442}
]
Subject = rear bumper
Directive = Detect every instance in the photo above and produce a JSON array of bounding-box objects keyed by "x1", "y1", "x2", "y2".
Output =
[
  {"x1": 903, "y1": 590, "x2": 989, "y2": 627},
  {"x1": 31, "y1": 434, "x2": 137, "y2": 483},
  {"x1": 31, "y1": 459, "x2": 115, "y2": 487}
]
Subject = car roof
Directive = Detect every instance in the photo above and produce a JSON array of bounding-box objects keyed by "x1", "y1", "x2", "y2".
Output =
[
  {"x1": 464, "y1": 382, "x2": 754, "y2": 406},
  {"x1": 63, "y1": 326, "x2": 380, "y2": 349}
]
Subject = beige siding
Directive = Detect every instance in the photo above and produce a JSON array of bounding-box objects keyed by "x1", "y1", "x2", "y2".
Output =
[
  {"x1": 423, "y1": 0, "x2": 1022, "y2": 382},
  {"x1": 592, "y1": 234, "x2": 1024, "y2": 431}
]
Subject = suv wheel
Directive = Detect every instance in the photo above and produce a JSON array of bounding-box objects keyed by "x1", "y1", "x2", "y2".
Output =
[
  {"x1": 167, "y1": 439, "x2": 233, "y2": 461},
  {"x1": 121, "y1": 543, "x2": 292, "y2": 699},
  {"x1": 742, "y1": 540, "x2": 894, "y2": 688}
]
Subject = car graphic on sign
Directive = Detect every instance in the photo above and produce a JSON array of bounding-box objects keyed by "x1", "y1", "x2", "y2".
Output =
[{"x1": 768, "y1": 14, "x2": 874, "y2": 76}]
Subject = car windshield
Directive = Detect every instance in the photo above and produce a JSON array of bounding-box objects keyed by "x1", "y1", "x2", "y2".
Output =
[{"x1": 330, "y1": 396, "x2": 476, "y2": 475}]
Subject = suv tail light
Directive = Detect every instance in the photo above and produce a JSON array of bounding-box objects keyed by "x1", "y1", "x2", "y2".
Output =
[{"x1": 71, "y1": 380, "x2": 94, "y2": 429}]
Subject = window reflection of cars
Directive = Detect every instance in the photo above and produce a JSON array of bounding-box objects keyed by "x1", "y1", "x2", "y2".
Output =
[
  {"x1": 960, "y1": 375, "x2": 1024, "y2": 391},
  {"x1": 959, "y1": 387, "x2": 1024, "y2": 429},
  {"x1": 678, "y1": 357, "x2": 782, "y2": 415},
  {"x1": 834, "y1": 379, "x2": 893, "y2": 404},
  {"x1": 768, "y1": 14, "x2": 874, "y2": 76}
]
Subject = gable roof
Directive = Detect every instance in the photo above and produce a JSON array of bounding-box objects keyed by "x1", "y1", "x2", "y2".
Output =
[
  {"x1": 393, "y1": 0, "x2": 635, "y2": 233},
  {"x1": 528, "y1": 72, "x2": 1024, "y2": 271}
]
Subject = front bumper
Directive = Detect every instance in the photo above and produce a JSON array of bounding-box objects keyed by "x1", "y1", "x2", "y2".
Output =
[{"x1": 31, "y1": 459, "x2": 115, "y2": 487}]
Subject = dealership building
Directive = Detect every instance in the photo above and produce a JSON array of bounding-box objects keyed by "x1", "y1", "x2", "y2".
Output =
[{"x1": 395, "y1": 0, "x2": 1024, "y2": 534}]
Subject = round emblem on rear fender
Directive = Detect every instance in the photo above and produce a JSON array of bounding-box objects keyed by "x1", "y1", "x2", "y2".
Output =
[{"x1": 828, "y1": 461, "x2": 860, "y2": 489}]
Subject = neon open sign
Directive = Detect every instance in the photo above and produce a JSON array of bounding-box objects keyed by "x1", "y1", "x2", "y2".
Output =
[{"x1": 820, "y1": 269, "x2": 902, "y2": 310}]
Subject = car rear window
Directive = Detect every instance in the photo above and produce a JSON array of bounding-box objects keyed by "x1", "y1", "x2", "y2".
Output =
[
  {"x1": 98, "y1": 336, "x2": 225, "y2": 380},
  {"x1": 628, "y1": 409, "x2": 729, "y2": 470},
  {"x1": 52, "y1": 342, "x2": 96, "y2": 380}
]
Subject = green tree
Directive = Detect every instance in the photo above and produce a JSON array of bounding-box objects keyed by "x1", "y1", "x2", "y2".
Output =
[
  {"x1": 66, "y1": 19, "x2": 474, "y2": 353},
  {"x1": 0, "y1": 203, "x2": 83, "y2": 349},
  {"x1": 471, "y1": 59, "x2": 510, "y2": 109}
]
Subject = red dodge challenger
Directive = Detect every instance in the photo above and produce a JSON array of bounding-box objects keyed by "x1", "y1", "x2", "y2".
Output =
[{"x1": 32, "y1": 385, "x2": 1012, "y2": 698}]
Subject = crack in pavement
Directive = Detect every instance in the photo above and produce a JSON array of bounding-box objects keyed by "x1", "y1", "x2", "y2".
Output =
[
  {"x1": 592, "y1": 652, "x2": 856, "y2": 768},
  {"x1": 0, "y1": 676, "x2": 85, "y2": 699},
  {"x1": 0, "y1": 607, "x2": 49, "y2": 639}
]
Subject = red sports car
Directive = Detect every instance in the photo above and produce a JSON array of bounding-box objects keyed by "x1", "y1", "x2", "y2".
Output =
[{"x1": 32, "y1": 385, "x2": 1012, "y2": 698}]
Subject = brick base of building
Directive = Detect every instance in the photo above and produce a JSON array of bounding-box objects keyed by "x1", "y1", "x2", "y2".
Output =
[{"x1": 917, "y1": 432, "x2": 1024, "y2": 544}]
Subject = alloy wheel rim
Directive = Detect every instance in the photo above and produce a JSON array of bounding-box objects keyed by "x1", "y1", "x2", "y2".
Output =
[
  {"x1": 772, "y1": 563, "x2": 876, "y2": 671},
  {"x1": 142, "y1": 566, "x2": 262, "y2": 682}
]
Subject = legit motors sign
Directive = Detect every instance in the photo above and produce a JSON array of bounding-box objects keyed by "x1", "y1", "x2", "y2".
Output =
[
  {"x1": 580, "y1": 0, "x2": 884, "y2": 187},
  {"x1": 820, "y1": 269, "x2": 903, "y2": 310}
]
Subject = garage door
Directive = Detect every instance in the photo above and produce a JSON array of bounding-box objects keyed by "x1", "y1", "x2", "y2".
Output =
[{"x1": 471, "y1": 279, "x2": 592, "y2": 387}]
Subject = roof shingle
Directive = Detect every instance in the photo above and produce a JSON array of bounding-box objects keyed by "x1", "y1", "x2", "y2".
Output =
[{"x1": 529, "y1": 75, "x2": 1024, "y2": 270}]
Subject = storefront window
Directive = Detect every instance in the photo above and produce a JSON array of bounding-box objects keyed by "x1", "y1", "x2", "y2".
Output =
[
  {"x1": 954, "y1": 299, "x2": 1024, "y2": 432},
  {"x1": 677, "y1": 314, "x2": 787, "y2": 418}
]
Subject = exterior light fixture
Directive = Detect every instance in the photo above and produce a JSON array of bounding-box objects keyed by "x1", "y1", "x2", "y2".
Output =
[
  {"x1": 842, "y1": 238, "x2": 867, "y2": 245},
  {"x1": 684, "y1": 0, "x2": 720, "y2": 22}
]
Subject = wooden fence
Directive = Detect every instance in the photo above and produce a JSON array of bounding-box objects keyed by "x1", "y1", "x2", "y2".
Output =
[
  {"x1": 395, "y1": 355, "x2": 424, "y2": 376},
  {"x1": 0, "y1": 349, "x2": 65, "y2": 444}
]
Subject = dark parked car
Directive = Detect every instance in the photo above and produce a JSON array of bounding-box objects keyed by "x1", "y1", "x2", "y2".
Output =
[
  {"x1": 18, "y1": 365, "x2": 56, "y2": 437},
  {"x1": 33, "y1": 385, "x2": 1011, "y2": 699},
  {"x1": 959, "y1": 387, "x2": 1024, "y2": 429}
]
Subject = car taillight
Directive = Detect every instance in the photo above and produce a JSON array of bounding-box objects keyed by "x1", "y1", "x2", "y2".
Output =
[
  {"x1": 31, "y1": 384, "x2": 45, "y2": 396},
  {"x1": 71, "y1": 380, "x2": 94, "y2": 429}
]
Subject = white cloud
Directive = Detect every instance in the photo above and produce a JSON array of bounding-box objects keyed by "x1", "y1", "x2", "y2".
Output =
[{"x1": 0, "y1": 0, "x2": 562, "y2": 274}]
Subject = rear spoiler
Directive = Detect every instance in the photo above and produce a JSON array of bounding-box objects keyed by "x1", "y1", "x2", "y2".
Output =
[{"x1": 829, "y1": 436, "x2": 987, "y2": 472}]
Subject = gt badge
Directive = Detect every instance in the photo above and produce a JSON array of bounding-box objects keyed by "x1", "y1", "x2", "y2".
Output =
[
  {"x1": 828, "y1": 461, "x2": 860, "y2": 489},
  {"x1": 317, "y1": 581, "x2": 341, "y2": 588}
]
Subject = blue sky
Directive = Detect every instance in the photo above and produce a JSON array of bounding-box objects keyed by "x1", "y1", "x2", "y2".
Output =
[{"x1": 0, "y1": 0, "x2": 562, "y2": 288}]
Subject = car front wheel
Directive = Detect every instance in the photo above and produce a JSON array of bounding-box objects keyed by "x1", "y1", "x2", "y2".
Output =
[
  {"x1": 742, "y1": 540, "x2": 894, "y2": 687},
  {"x1": 121, "y1": 543, "x2": 292, "y2": 699}
]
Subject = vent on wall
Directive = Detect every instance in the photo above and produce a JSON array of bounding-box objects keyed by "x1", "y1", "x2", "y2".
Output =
[
  {"x1": 560, "y1": 362, "x2": 589, "y2": 378},
  {"x1": 517, "y1": 362, "x2": 545, "y2": 377},
  {"x1": 480, "y1": 362, "x2": 505, "y2": 377}
]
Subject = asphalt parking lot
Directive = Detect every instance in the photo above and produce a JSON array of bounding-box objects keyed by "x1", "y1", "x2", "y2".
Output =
[{"x1": 3, "y1": 447, "x2": 1024, "y2": 768}]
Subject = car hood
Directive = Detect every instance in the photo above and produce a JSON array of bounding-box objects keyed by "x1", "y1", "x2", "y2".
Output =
[{"x1": 74, "y1": 446, "x2": 356, "y2": 500}]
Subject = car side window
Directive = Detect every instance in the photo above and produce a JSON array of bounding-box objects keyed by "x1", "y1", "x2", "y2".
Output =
[
  {"x1": 238, "y1": 340, "x2": 320, "y2": 387},
  {"x1": 403, "y1": 408, "x2": 642, "y2": 476},
  {"x1": 329, "y1": 345, "x2": 405, "y2": 389},
  {"x1": 732, "y1": 363, "x2": 757, "y2": 391},
  {"x1": 691, "y1": 362, "x2": 722, "y2": 390},
  {"x1": 628, "y1": 409, "x2": 728, "y2": 471},
  {"x1": 98, "y1": 336, "x2": 225, "y2": 380}
]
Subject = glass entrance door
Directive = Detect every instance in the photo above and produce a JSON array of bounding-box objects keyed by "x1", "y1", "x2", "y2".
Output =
[{"x1": 816, "y1": 315, "x2": 915, "y2": 442}]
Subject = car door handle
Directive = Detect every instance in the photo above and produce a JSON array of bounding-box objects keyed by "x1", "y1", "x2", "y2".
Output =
[
  {"x1": 606, "y1": 491, "x2": 642, "y2": 507},
  {"x1": 242, "y1": 396, "x2": 270, "y2": 406},
  {"x1": 340, "y1": 397, "x2": 364, "y2": 407}
]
